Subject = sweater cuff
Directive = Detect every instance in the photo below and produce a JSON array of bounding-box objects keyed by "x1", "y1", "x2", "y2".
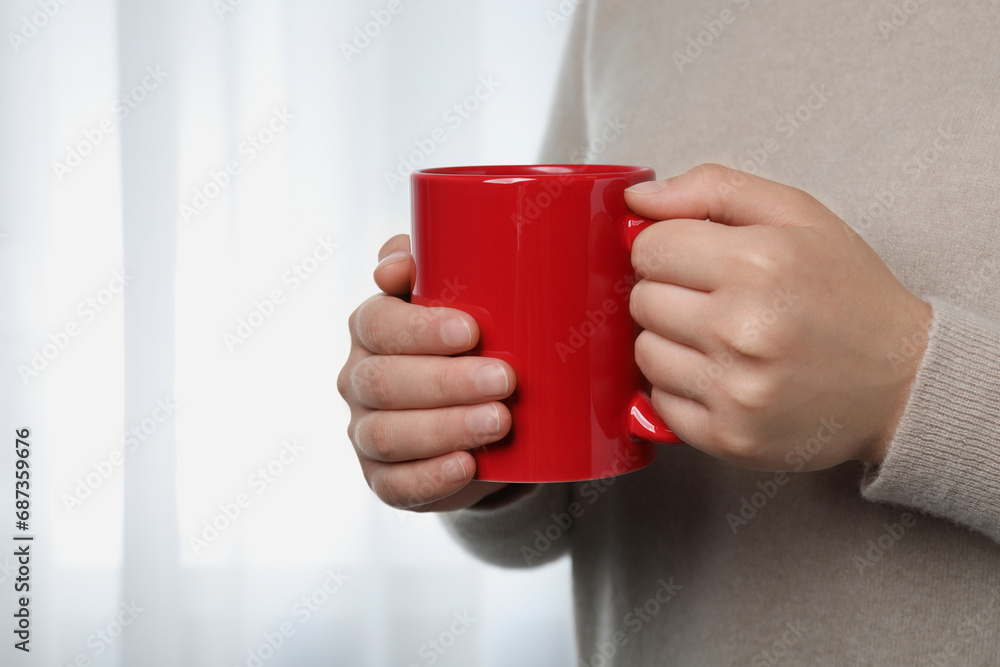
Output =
[
  {"x1": 440, "y1": 483, "x2": 572, "y2": 568},
  {"x1": 862, "y1": 297, "x2": 1000, "y2": 541}
]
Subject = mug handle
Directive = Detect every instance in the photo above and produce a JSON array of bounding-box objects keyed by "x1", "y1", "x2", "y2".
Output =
[{"x1": 622, "y1": 213, "x2": 685, "y2": 445}]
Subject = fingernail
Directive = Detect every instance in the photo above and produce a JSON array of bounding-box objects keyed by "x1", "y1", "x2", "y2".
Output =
[
  {"x1": 475, "y1": 363, "x2": 509, "y2": 397},
  {"x1": 440, "y1": 318, "x2": 472, "y2": 349},
  {"x1": 468, "y1": 404, "x2": 501, "y2": 437},
  {"x1": 376, "y1": 250, "x2": 409, "y2": 271},
  {"x1": 626, "y1": 180, "x2": 668, "y2": 195},
  {"x1": 441, "y1": 456, "x2": 467, "y2": 483}
]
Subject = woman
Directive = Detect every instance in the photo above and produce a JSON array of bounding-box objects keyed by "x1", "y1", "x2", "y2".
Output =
[{"x1": 340, "y1": 2, "x2": 1000, "y2": 663}]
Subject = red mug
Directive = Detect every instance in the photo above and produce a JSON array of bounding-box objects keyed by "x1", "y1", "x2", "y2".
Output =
[{"x1": 411, "y1": 164, "x2": 683, "y2": 483}]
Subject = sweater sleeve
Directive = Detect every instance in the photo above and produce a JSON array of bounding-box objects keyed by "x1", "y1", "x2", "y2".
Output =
[
  {"x1": 440, "y1": 483, "x2": 573, "y2": 568},
  {"x1": 862, "y1": 296, "x2": 1000, "y2": 542}
]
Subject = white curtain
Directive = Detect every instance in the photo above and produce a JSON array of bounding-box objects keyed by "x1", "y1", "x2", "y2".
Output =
[{"x1": 0, "y1": 1, "x2": 578, "y2": 664}]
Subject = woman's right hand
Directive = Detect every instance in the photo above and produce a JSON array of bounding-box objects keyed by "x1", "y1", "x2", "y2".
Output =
[{"x1": 337, "y1": 234, "x2": 518, "y2": 511}]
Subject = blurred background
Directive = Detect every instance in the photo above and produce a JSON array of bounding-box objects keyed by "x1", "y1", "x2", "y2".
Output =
[{"x1": 0, "y1": 0, "x2": 578, "y2": 664}]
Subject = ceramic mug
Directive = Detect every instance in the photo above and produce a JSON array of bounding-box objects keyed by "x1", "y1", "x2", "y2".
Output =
[{"x1": 411, "y1": 164, "x2": 683, "y2": 483}]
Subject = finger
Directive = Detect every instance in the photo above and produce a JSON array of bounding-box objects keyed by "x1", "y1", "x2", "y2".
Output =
[
  {"x1": 363, "y1": 451, "x2": 478, "y2": 510},
  {"x1": 374, "y1": 234, "x2": 413, "y2": 296},
  {"x1": 625, "y1": 163, "x2": 825, "y2": 229},
  {"x1": 629, "y1": 279, "x2": 718, "y2": 353},
  {"x1": 351, "y1": 355, "x2": 515, "y2": 410},
  {"x1": 635, "y1": 330, "x2": 716, "y2": 403},
  {"x1": 631, "y1": 219, "x2": 736, "y2": 291},
  {"x1": 352, "y1": 402, "x2": 511, "y2": 462},
  {"x1": 337, "y1": 345, "x2": 367, "y2": 401},
  {"x1": 647, "y1": 387, "x2": 713, "y2": 451},
  {"x1": 351, "y1": 294, "x2": 479, "y2": 355},
  {"x1": 651, "y1": 387, "x2": 777, "y2": 470}
]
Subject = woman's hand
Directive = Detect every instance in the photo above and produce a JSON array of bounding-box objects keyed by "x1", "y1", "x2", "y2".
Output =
[
  {"x1": 625, "y1": 164, "x2": 932, "y2": 471},
  {"x1": 338, "y1": 234, "x2": 517, "y2": 511}
]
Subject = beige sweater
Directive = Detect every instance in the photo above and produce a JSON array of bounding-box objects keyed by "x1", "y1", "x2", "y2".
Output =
[{"x1": 443, "y1": 1, "x2": 1000, "y2": 664}]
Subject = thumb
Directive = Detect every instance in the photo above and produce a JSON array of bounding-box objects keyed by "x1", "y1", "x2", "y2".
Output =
[{"x1": 624, "y1": 163, "x2": 829, "y2": 229}]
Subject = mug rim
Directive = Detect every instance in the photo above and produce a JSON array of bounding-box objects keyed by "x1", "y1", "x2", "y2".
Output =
[{"x1": 413, "y1": 164, "x2": 652, "y2": 179}]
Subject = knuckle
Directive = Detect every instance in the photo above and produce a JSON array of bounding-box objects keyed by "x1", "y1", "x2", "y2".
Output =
[
  {"x1": 723, "y1": 373, "x2": 779, "y2": 412},
  {"x1": 352, "y1": 297, "x2": 381, "y2": 350},
  {"x1": 347, "y1": 308, "x2": 359, "y2": 340},
  {"x1": 346, "y1": 418, "x2": 359, "y2": 450},
  {"x1": 722, "y1": 296, "x2": 796, "y2": 361},
  {"x1": 721, "y1": 318, "x2": 768, "y2": 359},
  {"x1": 336, "y1": 365, "x2": 350, "y2": 400},
  {"x1": 354, "y1": 295, "x2": 398, "y2": 353},
  {"x1": 368, "y1": 470, "x2": 405, "y2": 509},
  {"x1": 691, "y1": 163, "x2": 741, "y2": 220},
  {"x1": 736, "y1": 241, "x2": 790, "y2": 281},
  {"x1": 373, "y1": 468, "x2": 430, "y2": 510},
  {"x1": 692, "y1": 162, "x2": 732, "y2": 186},
  {"x1": 417, "y1": 466, "x2": 448, "y2": 502},
  {"x1": 428, "y1": 360, "x2": 458, "y2": 406},
  {"x1": 368, "y1": 461, "x2": 448, "y2": 511},
  {"x1": 632, "y1": 235, "x2": 662, "y2": 275},
  {"x1": 357, "y1": 413, "x2": 395, "y2": 461},
  {"x1": 691, "y1": 163, "x2": 736, "y2": 199},
  {"x1": 786, "y1": 186, "x2": 819, "y2": 213},
  {"x1": 715, "y1": 428, "x2": 762, "y2": 466},
  {"x1": 354, "y1": 355, "x2": 396, "y2": 408},
  {"x1": 432, "y1": 408, "x2": 463, "y2": 447}
]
